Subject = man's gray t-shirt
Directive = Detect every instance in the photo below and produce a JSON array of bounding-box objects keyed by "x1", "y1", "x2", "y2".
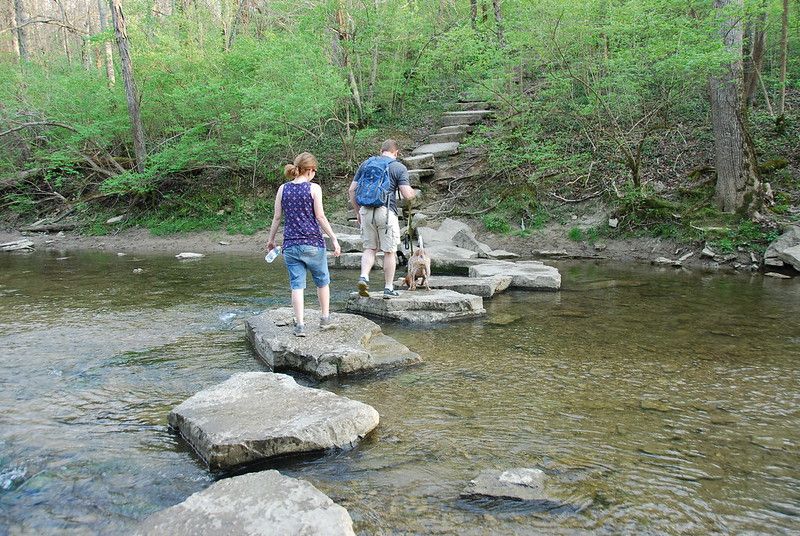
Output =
[{"x1": 353, "y1": 155, "x2": 410, "y2": 215}]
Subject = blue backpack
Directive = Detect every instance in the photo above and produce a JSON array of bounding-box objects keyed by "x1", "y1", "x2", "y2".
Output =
[{"x1": 355, "y1": 157, "x2": 393, "y2": 208}]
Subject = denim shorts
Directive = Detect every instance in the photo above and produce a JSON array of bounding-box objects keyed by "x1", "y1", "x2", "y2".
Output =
[{"x1": 283, "y1": 245, "x2": 330, "y2": 290}]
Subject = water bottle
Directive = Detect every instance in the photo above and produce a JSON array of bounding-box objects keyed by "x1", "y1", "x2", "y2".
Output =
[{"x1": 265, "y1": 246, "x2": 282, "y2": 263}]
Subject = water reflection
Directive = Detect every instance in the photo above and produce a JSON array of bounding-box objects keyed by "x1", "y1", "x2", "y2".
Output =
[{"x1": 1, "y1": 252, "x2": 798, "y2": 534}]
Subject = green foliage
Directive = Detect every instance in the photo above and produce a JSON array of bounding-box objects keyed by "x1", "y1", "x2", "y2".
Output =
[
  {"x1": 707, "y1": 220, "x2": 780, "y2": 254},
  {"x1": 568, "y1": 227, "x2": 584, "y2": 241},
  {"x1": 482, "y1": 213, "x2": 511, "y2": 234}
]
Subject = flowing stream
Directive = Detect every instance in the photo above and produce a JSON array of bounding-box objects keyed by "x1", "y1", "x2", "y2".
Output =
[{"x1": 1, "y1": 251, "x2": 798, "y2": 534}]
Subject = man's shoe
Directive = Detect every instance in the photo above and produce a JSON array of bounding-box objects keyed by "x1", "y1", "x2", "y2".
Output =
[
  {"x1": 320, "y1": 316, "x2": 335, "y2": 330},
  {"x1": 293, "y1": 324, "x2": 307, "y2": 337},
  {"x1": 383, "y1": 288, "x2": 400, "y2": 299},
  {"x1": 357, "y1": 277, "x2": 370, "y2": 297}
]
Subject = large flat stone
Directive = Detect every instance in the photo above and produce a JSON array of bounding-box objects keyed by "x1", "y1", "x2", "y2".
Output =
[
  {"x1": 469, "y1": 261, "x2": 561, "y2": 290},
  {"x1": 407, "y1": 168, "x2": 435, "y2": 187},
  {"x1": 454, "y1": 101, "x2": 490, "y2": 111},
  {"x1": 765, "y1": 225, "x2": 800, "y2": 268},
  {"x1": 346, "y1": 288, "x2": 485, "y2": 322},
  {"x1": 136, "y1": 471, "x2": 355, "y2": 536},
  {"x1": 325, "y1": 233, "x2": 362, "y2": 252},
  {"x1": 438, "y1": 124, "x2": 473, "y2": 134},
  {"x1": 441, "y1": 110, "x2": 492, "y2": 126},
  {"x1": 401, "y1": 153, "x2": 435, "y2": 169},
  {"x1": 168, "y1": 372, "x2": 379, "y2": 471},
  {"x1": 396, "y1": 275, "x2": 512, "y2": 297},
  {"x1": 411, "y1": 142, "x2": 459, "y2": 157},
  {"x1": 328, "y1": 252, "x2": 383, "y2": 270},
  {"x1": 246, "y1": 308, "x2": 420, "y2": 379},
  {"x1": 428, "y1": 132, "x2": 466, "y2": 144},
  {"x1": 779, "y1": 244, "x2": 800, "y2": 271}
]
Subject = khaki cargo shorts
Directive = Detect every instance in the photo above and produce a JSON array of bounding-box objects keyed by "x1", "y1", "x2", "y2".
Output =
[{"x1": 360, "y1": 206, "x2": 401, "y2": 253}]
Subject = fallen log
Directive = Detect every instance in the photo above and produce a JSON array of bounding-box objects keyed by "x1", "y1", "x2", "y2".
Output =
[
  {"x1": 18, "y1": 223, "x2": 77, "y2": 233},
  {"x1": 1, "y1": 239, "x2": 35, "y2": 252}
]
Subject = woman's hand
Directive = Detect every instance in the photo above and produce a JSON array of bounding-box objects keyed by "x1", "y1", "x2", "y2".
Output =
[
  {"x1": 332, "y1": 238, "x2": 341, "y2": 257},
  {"x1": 266, "y1": 240, "x2": 276, "y2": 252}
]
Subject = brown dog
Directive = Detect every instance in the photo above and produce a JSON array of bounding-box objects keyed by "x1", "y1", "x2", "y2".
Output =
[{"x1": 403, "y1": 248, "x2": 431, "y2": 291}]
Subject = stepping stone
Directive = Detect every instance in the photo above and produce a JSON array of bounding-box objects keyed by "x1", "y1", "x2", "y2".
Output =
[
  {"x1": 411, "y1": 142, "x2": 459, "y2": 158},
  {"x1": 401, "y1": 153, "x2": 435, "y2": 170},
  {"x1": 427, "y1": 132, "x2": 466, "y2": 144},
  {"x1": 246, "y1": 308, "x2": 421, "y2": 378},
  {"x1": 346, "y1": 289, "x2": 485, "y2": 323},
  {"x1": 461, "y1": 468, "x2": 584, "y2": 512},
  {"x1": 168, "y1": 372, "x2": 379, "y2": 471},
  {"x1": 470, "y1": 261, "x2": 561, "y2": 290},
  {"x1": 325, "y1": 233, "x2": 362, "y2": 252},
  {"x1": 396, "y1": 275, "x2": 512, "y2": 298},
  {"x1": 439, "y1": 124, "x2": 473, "y2": 134},
  {"x1": 487, "y1": 249, "x2": 520, "y2": 260},
  {"x1": 441, "y1": 110, "x2": 492, "y2": 126},
  {"x1": 136, "y1": 471, "x2": 355, "y2": 536},
  {"x1": 328, "y1": 252, "x2": 383, "y2": 269}
]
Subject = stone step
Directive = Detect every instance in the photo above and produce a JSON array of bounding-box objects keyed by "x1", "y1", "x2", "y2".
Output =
[
  {"x1": 246, "y1": 308, "x2": 421, "y2": 378},
  {"x1": 324, "y1": 233, "x2": 362, "y2": 252},
  {"x1": 401, "y1": 153, "x2": 435, "y2": 170},
  {"x1": 346, "y1": 288, "x2": 485, "y2": 323},
  {"x1": 454, "y1": 101, "x2": 489, "y2": 111},
  {"x1": 411, "y1": 142, "x2": 459, "y2": 157},
  {"x1": 168, "y1": 371, "x2": 380, "y2": 470},
  {"x1": 408, "y1": 168, "x2": 435, "y2": 187},
  {"x1": 428, "y1": 132, "x2": 466, "y2": 144},
  {"x1": 441, "y1": 110, "x2": 492, "y2": 126},
  {"x1": 438, "y1": 124, "x2": 473, "y2": 134},
  {"x1": 137, "y1": 471, "x2": 356, "y2": 536}
]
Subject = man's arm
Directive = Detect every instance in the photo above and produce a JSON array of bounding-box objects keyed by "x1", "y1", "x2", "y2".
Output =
[{"x1": 348, "y1": 180, "x2": 361, "y2": 225}]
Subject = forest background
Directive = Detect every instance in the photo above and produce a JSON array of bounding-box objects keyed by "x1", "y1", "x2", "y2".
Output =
[{"x1": 1, "y1": 0, "x2": 798, "y2": 254}]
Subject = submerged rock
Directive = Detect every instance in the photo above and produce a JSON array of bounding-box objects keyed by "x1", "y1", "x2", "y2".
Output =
[
  {"x1": 175, "y1": 252, "x2": 204, "y2": 259},
  {"x1": 136, "y1": 471, "x2": 355, "y2": 536},
  {"x1": 246, "y1": 308, "x2": 420, "y2": 378},
  {"x1": 346, "y1": 288, "x2": 485, "y2": 322},
  {"x1": 469, "y1": 261, "x2": 561, "y2": 290},
  {"x1": 461, "y1": 468, "x2": 573, "y2": 511},
  {"x1": 168, "y1": 372, "x2": 379, "y2": 471}
]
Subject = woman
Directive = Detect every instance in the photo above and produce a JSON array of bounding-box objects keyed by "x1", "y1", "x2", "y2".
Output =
[{"x1": 267, "y1": 152, "x2": 341, "y2": 337}]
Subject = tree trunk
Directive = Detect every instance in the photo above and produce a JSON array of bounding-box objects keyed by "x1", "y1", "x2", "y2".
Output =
[
  {"x1": 469, "y1": 0, "x2": 477, "y2": 29},
  {"x1": 778, "y1": 0, "x2": 789, "y2": 117},
  {"x1": 332, "y1": 3, "x2": 363, "y2": 124},
  {"x1": 98, "y1": 0, "x2": 116, "y2": 85},
  {"x1": 54, "y1": 0, "x2": 72, "y2": 65},
  {"x1": 227, "y1": 0, "x2": 247, "y2": 50},
  {"x1": 492, "y1": 0, "x2": 504, "y2": 47},
  {"x1": 81, "y1": 5, "x2": 92, "y2": 69},
  {"x1": 743, "y1": 3, "x2": 766, "y2": 108},
  {"x1": 14, "y1": 0, "x2": 28, "y2": 62},
  {"x1": 367, "y1": 0, "x2": 379, "y2": 105},
  {"x1": 110, "y1": 0, "x2": 147, "y2": 173},
  {"x1": 709, "y1": 0, "x2": 760, "y2": 214}
]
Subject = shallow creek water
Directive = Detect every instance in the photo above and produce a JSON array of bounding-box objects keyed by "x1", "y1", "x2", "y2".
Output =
[{"x1": 0, "y1": 251, "x2": 798, "y2": 535}]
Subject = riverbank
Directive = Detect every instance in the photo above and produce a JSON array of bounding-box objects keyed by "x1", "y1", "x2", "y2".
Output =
[{"x1": 1, "y1": 220, "x2": 790, "y2": 276}]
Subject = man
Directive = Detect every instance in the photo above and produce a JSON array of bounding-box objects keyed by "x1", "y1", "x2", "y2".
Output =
[{"x1": 348, "y1": 139, "x2": 416, "y2": 298}]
